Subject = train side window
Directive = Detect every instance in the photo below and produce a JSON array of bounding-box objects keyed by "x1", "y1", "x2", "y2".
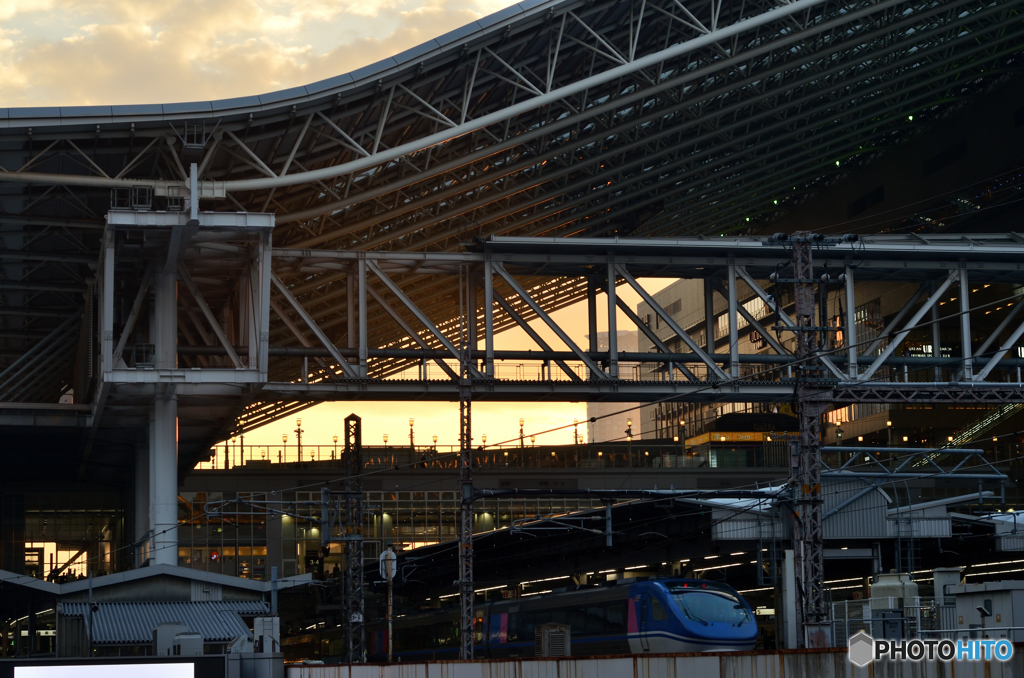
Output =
[
  {"x1": 549, "y1": 608, "x2": 569, "y2": 625},
  {"x1": 585, "y1": 606, "x2": 607, "y2": 634},
  {"x1": 569, "y1": 608, "x2": 588, "y2": 632},
  {"x1": 507, "y1": 614, "x2": 520, "y2": 641},
  {"x1": 605, "y1": 603, "x2": 626, "y2": 632},
  {"x1": 651, "y1": 598, "x2": 669, "y2": 621}
]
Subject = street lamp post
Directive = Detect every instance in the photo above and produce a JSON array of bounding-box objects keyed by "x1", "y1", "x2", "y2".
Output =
[
  {"x1": 519, "y1": 418, "x2": 525, "y2": 448},
  {"x1": 625, "y1": 419, "x2": 634, "y2": 466},
  {"x1": 295, "y1": 419, "x2": 304, "y2": 462},
  {"x1": 282, "y1": 434, "x2": 288, "y2": 464},
  {"x1": 432, "y1": 435, "x2": 438, "y2": 450},
  {"x1": 332, "y1": 435, "x2": 338, "y2": 461},
  {"x1": 573, "y1": 418, "x2": 580, "y2": 463},
  {"x1": 383, "y1": 434, "x2": 389, "y2": 448},
  {"x1": 409, "y1": 418, "x2": 415, "y2": 450}
]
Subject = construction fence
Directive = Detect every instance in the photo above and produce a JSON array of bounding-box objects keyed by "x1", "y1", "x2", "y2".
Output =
[{"x1": 285, "y1": 648, "x2": 1024, "y2": 678}]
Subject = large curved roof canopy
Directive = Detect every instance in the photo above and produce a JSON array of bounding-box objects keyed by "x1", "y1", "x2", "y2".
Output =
[{"x1": 0, "y1": 0, "x2": 1022, "y2": 459}]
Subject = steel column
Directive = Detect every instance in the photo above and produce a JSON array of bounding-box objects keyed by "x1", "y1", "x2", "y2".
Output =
[
  {"x1": 358, "y1": 258, "x2": 368, "y2": 376},
  {"x1": 727, "y1": 263, "x2": 739, "y2": 377},
  {"x1": 347, "y1": 273, "x2": 356, "y2": 351},
  {"x1": 588, "y1": 277, "x2": 599, "y2": 356},
  {"x1": 960, "y1": 267, "x2": 973, "y2": 380},
  {"x1": 845, "y1": 267, "x2": 857, "y2": 379},
  {"x1": 607, "y1": 262, "x2": 618, "y2": 378},
  {"x1": 483, "y1": 259, "x2": 494, "y2": 377},
  {"x1": 257, "y1": 230, "x2": 272, "y2": 377},
  {"x1": 704, "y1": 276, "x2": 715, "y2": 355},
  {"x1": 931, "y1": 280, "x2": 942, "y2": 382}
]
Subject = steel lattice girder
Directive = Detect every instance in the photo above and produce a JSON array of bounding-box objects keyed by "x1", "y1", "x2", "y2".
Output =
[{"x1": 0, "y1": 0, "x2": 1021, "y2": 419}]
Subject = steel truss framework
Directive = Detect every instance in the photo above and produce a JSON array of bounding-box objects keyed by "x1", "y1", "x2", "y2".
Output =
[
  {"x1": 77, "y1": 231, "x2": 1024, "y2": 473},
  {"x1": 0, "y1": 0, "x2": 1022, "y2": 424}
]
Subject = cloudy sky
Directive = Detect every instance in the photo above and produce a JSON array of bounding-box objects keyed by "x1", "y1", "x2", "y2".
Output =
[
  {"x1": 3, "y1": 0, "x2": 676, "y2": 452},
  {"x1": 0, "y1": 0, "x2": 516, "y2": 107}
]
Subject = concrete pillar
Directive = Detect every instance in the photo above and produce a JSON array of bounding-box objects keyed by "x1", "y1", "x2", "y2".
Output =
[
  {"x1": 151, "y1": 394, "x2": 178, "y2": 566},
  {"x1": 134, "y1": 442, "x2": 150, "y2": 565},
  {"x1": 151, "y1": 271, "x2": 178, "y2": 566},
  {"x1": 154, "y1": 272, "x2": 176, "y2": 370}
]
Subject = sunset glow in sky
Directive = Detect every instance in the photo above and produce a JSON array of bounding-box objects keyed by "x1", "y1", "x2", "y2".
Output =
[
  {"x1": 3, "y1": 0, "x2": 675, "y2": 448},
  {"x1": 0, "y1": 0, "x2": 517, "y2": 107}
]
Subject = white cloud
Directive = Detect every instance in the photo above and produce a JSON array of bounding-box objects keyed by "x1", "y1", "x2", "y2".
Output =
[
  {"x1": 0, "y1": 0, "x2": 53, "y2": 21},
  {"x1": 0, "y1": 0, "x2": 517, "y2": 107}
]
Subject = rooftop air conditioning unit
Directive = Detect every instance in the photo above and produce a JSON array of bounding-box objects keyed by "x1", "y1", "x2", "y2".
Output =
[{"x1": 534, "y1": 623, "x2": 570, "y2": 657}]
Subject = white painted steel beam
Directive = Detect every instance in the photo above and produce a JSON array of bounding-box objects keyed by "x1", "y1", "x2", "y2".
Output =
[{"x1": 270, "y1": 272, "x2": 360, "y2": 379}]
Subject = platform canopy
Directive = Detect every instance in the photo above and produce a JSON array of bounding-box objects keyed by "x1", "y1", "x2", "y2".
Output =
[{"x1": 0, "y1": 0, "x2": 1022, "y2": 471}]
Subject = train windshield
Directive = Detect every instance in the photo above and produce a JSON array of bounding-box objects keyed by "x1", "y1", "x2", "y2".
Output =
[{"x1": 669, "y1": 589, "x2": 753, "y2": 626}]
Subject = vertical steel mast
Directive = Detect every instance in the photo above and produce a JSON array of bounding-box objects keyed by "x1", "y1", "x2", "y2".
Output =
[
  {"x1": 343, "y1": 414, "x2": 365, "y2": 662},
  {"x1": 458, "y1": 268, "x2": 475, "y2": 660},
  {"x1": 787, "y1": 233, "x2": 828, "y2": 647}
]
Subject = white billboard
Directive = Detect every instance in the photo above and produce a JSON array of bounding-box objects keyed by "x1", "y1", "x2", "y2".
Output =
[{"x1": 16, "y1": 664, "x2": 194, "y2": 678}]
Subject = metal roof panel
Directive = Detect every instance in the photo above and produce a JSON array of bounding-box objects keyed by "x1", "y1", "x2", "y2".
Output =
[
  {"x1": 476, "y1": 4, "x2": 525, "y2": 28},
  {"x1": 9, "y1": 107, "x2": 61, "y2": 119},
  {"x1": 210, "y1": 95, "x2": 263, "y2": 111},
  {"x1": 61, "y1": 601, "x2": 268, "y2": 644},
  {"x1": 258, "y1": 86, "x2": 310, "y2": 106},
  {"x1": 305, "y1": 73, "x2": 355, "y2": 95},
  {"x1": 347, "y1": 58, "x2": 399, "y2": 83},
  {"x1": 434, "y1": 22, "x2": 483, "y2": 47},
  {"x1": 391, "y1": 39, "x2": 443, "y2": 64},
  {"x1": 60, "y1": 106, "x2": 114, "y2": 119},
  {"x1": 162, "y1": 101, "x2": 215, "y2": 115},
  {"x1": 110, "y1": 103, "x2": 164, "y2": 116}
]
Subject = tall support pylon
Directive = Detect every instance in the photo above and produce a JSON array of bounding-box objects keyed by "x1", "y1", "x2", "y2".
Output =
[
  {"x1": 458, "y1": 388, "x2": 474, "y2": 659},
  {"x1": 788, "y1": 233, "x2": 828, "y2": 647},
  {"x1": 458, "y1": 269, "x2": 475, "y2": 660},
  {"x1": 343, "y1": 414, "x2": 365, "y2": 663}
]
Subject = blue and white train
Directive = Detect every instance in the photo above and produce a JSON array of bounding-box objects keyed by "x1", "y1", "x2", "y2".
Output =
[{"x1": 367, "y1": 578, "x2": 757, "y2": 660}]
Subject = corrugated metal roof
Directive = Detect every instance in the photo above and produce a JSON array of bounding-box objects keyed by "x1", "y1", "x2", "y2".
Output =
[{"x1": 60, "y1": 601, "x2": 268, "y2": 644}]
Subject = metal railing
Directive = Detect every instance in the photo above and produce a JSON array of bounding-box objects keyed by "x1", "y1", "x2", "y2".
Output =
[
  {"x1": 193, "y1": 442, "x2": 754, "y2": 471},
  {"x1": 832, "y1": 597, "x2": 957, "y2": 644}
]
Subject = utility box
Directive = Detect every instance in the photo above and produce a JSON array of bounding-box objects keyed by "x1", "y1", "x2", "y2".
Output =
[
  {"x1": 153, "y1": 623, "x2": 190, "y2": 656},
  {"x1": 535, "y1": 623, "x2": 571, "y2": 657},
  {"x1": 254, "y1": 616, "x2": 280, "y2": 654},
  {"x1": 174, "y1": 633, "x2": 203, "y2": 656},
  {"x1": 949, "y1": 580, "x2": 1024, "y2": 641}
]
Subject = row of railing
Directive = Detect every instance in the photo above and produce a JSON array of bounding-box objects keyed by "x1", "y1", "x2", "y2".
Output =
[
  {"x1": 194, "y1": 441, "x2": 994, "y2": 472},
  {"x1": 194, "y1": 442, "x2": 747, "y2": 471}
]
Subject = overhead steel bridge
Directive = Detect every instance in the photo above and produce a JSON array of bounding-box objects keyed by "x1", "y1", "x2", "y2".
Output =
[{"x1": 0, "y1": 0, "x2": 1022, "y2": 475}]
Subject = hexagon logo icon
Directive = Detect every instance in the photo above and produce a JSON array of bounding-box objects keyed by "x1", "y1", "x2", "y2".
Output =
[{"x1": 848, "y1": 631, "x2": 875, "y2": 667}]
